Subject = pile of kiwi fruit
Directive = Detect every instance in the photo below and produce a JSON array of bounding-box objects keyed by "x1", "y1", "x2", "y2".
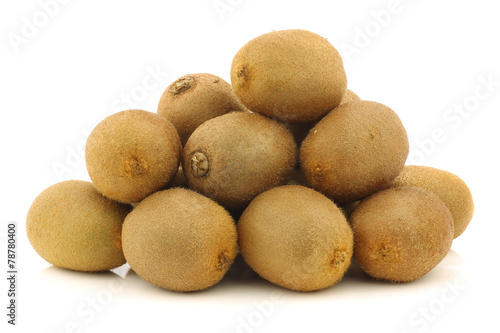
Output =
[{"x1": 27, "y1": 29, "x2": 474, "y2": 293}]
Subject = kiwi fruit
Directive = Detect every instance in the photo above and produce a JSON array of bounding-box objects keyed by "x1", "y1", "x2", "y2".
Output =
[
  {"x1": 392, "y1": 165, "x2": 474, "y2": 238},
  {"x1": 300, "y1": 100, "x2": 409, "y2": 203},
  {"x1": 182, "y1": 112, "x2": 297, "y2": 209},
  {"x1": 286, "y1": 88, "x2": 361, "y2": 147},
  {"x1": 121, "y1": 188, "x2": 238, "y2": 292},
  {"x1": 26, "y1": 180, "x2": 131, "y2": 271},
  {"x1": 86, "y1": 109, "x2": 181, "y2": 203},
  {"x1": 350, "y1": 187, "x2": 454, "y2": 282},
  {"x1": 157, "y1": 73, "x2": 247, "y2": 145},
  {"x1": 238, "y1": 185, "x2": 353, "y2": 292},
  {"x1": 231, "y1": 29, "x2": 347, "y2": 123}
]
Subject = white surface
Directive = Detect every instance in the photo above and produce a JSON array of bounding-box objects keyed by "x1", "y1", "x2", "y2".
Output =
[{"x1": 1, "y1": 0, "x2": 499, "y2": 332}]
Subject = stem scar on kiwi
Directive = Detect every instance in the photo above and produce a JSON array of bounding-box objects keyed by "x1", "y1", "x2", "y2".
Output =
[
  {"x1": 235, "y1": 65, "x2": 250, "y2": 87},
  {"x1": 370, "y1": 242, "x2": 402, "y2": 262},
  {"x1": 330, "y1": 249, "x2": 348, "y2": 268},
  {"x1": 170, "y1": 76, "x2": 196, "y2": 95},
  {"x1": 238, "y1": 65, "x2": 248, "y2": 79},
  {"x1": 121, "y1": 156, "x2": 149, "y2": 177},
  {"x1": 191, "y1": 152, "x2": 209, "y2": 177},
  {"x1": 216, "y1": 251, "x2": 231, "y2": 271}
]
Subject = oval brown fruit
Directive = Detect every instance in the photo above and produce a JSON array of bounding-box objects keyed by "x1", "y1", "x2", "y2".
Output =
[
  {"x1": 26, "y1": 180, "x2": 131, "y2": 272},
  {"x1": 231, "y1": 29, "x2": 347, "y2": 123},
  {"x1": 182, "y1": 112, "x2": 297, "y2": 209},
  {"x1": 300, "y1": 100, "x2": 409, "y2": 203},
  {"x1": 122, "y1": 188, "x2": 238, "y2": 292},
  {"x1": 392, "y1": 165, "x2": 474, "y2": 238},
  {"x1": 157, "y1": 73, "x2": 247, "y2": 145},
  {"x1": 350, "y1": 187, "x2": 454, "y2": 282},
  {"x1": 238, "y1": 185, "x2": 353, "y2": 292},
  {"x1": 86, "y1": 109, "x2": 181, "y2": 203}
]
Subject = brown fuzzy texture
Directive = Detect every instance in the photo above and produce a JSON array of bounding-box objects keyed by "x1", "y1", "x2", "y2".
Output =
[
  {"x1": 26, "y1": 180, "x2": 131, "y2": 271},
  {"x1": 157, "y1": 73, "x2": 247, "y2": 145},
  {"x1": 182, "y1": 112, "x2": 297, "y2": 209},
  {"x1": 392, "y1": 165, "x2": 474, "y2": 238},
  {"x1": 122, "y1": 188, "x2": 238, "y2": 292},
  {"x1": 86, "y1": 109, "x2": 181, "y2": 203},
  {"x1": 231, "y1": 29, "x2": 347, "y2": 123},
  {"x1": 300, "y1": 100, "x2": 409, "y2": 203},
  {"x1": 340, "y1": 88, "x2": 360, "y2": 105},
  {"x1": 286, "y1": 88, "x2": 361, "y2": 147},
  {"x1": 350, "y1": 187, "x2": 454, "y2": 282},
  {"x1": 238, "y1": 185, "x2": 353, "y2": 292}
]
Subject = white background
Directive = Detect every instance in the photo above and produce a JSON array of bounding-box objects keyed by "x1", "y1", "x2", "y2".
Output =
[{"x1": 2, "y1": 0, "x2": 499, "y2": 332}]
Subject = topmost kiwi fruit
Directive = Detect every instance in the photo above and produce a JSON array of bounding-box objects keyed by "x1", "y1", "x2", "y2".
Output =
[
  {"x1": 300, "y1": 100, "x2": 409, "y2": 203},
  {"x1": 231, "y1": 29, "x2": 347, "y2": 123},
  {"x1": 392, "y1": 165, "x2": 474, "y2": 238},
  {"x1": 86, "y1": 109, "x2": 181, "y2": 203},
  {"x1": 157, "y1": 73, "x2": 247, "y2": 145}
]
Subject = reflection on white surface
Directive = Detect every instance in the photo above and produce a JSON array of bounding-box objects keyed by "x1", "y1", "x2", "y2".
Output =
[
  {"x1": 33, "y1": 249, "x2": 468, "y2": 296},
  {"x1": 19, "y1": 249, "x2": 472, "y2": 333}
]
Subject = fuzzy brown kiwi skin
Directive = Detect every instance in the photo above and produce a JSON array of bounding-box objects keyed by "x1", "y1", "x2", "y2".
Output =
[
  {"x1": 85, "y1": 109, "x2": 181, "y2": 203},
  {"x1": 300, "y1": 100, "x2": 409, "y2": 204},
  {"x1": 157, "y1": 73, "x2": 247, "y2": 146},
  {"x1": 182, "y1": 112, "x2": 298, "y2": 210},
  {"x1": 392, "y1": 165, "x2": 474, "y2": 239},
  {"x1": 26, "y1": 180, "x2": 131, "y2": 272},
  {"x1": 349, "y1": 187, "x2": 454, "y2": 282},
  {"x1": 231, "y1": 29, "x2": 347, "y2": 123},
  {"x1": 340, "y1": 89, "x2": 361, "y2": 105},
  {"x1": 121, "y1": 188, "x2": 238, "y2": 292},
  {"x1": 237, "y1": 185, "x2": 353, "y2": 292}
]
